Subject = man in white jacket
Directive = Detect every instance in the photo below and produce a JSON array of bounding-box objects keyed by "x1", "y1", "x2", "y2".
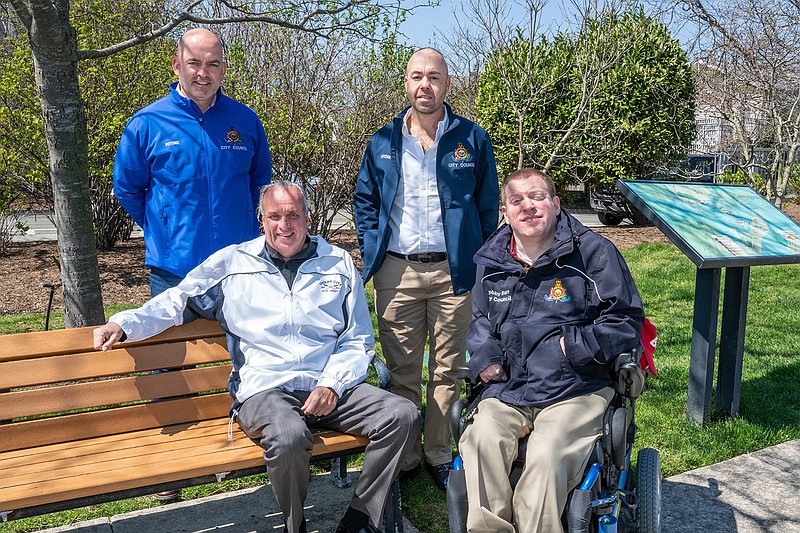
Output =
[{"x1": 94, "y1": 181, "x2": 419, "y2": 533}]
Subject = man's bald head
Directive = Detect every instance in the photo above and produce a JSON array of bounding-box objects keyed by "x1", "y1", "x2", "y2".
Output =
[
  {"x1": 404, "y1": 47, "x2": 451, "y2": 117},
  {"x1": 172, "y1": 28, "x2": 226, "y2": 112}
]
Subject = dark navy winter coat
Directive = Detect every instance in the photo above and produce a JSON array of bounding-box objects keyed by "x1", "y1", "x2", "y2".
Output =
[
  {"x1": 466, "y1": 211, "x2": 645, "y2": 407},
  {"x1": 353, "y1": 104, "x2": 499, "y2": 295}
]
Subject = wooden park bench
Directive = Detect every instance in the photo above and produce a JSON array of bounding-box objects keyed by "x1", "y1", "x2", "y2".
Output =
[{"x1": 0, "y1": 319, "x2": 404, "y2": 531}]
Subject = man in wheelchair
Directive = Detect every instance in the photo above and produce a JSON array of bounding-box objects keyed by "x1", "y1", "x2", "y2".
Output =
[{"x1": 458, "y1": 169, "x2": 645, "y2": 533}]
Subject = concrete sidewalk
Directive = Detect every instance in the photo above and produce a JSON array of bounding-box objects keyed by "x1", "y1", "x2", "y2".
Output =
[
  {"x1": 39, "y1": 472, "x2": 418, "y2": 533},
  {"x1": 36, "y1": 440, "x2": 800, "y2": 532},
  {"x1": 661, "y1": 439, "x2": 800, "y2": 532}
]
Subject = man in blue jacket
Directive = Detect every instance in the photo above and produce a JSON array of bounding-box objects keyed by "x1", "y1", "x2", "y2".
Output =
[
  {"x1": 460, "y1": 169, "x2": 644, "y2": 532},
  {"x1": 114, "y1": 28, "x2": 272, "y2": 296},
  {"x1": 353, "y1": 47, "x2": 499, "y2": 490}
]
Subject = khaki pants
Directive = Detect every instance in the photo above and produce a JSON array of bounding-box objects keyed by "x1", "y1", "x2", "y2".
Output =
[
  {"x1": 373, "y1": 254, "x2": 472, "y2": 468},
  {"x1": 459, "y1": 388, "x2": 615, "y2": 533}
]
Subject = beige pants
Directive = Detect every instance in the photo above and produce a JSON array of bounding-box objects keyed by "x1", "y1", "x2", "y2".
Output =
[
  {"x1": 373, "y1": 254, "x2": 472, "y2": 468},
  {"x1": 460, "y1": 388, "x2": 615, "y2": 533}
]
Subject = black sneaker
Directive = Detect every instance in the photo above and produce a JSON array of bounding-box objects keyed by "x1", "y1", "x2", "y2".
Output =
[{"x1": 425, "y1": 460, "x2": 453, "y2": 492}]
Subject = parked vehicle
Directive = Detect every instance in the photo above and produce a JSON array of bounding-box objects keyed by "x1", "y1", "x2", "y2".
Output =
[{"x1": 590, "y1": 154, "x2": 716, "y2": 226}]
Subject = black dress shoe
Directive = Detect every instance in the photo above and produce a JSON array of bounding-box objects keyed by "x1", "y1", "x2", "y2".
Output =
[
  {"x1": 397, "y1": 464, "x2": 422, "y2": 484},
  {"x1": 335, "y1": 522, "x2": 381, "y2": 533},
  {"x1": 425, "y1": 460, "x2": 453, "y2": 492}
]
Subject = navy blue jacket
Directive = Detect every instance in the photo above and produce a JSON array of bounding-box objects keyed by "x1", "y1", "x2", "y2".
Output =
[
  {"x1": 466, "y1": 211, "x2": 644, "y2": 407},
  {"x1": 353, "y1": 104, "x2": 499, "y2": 295}
]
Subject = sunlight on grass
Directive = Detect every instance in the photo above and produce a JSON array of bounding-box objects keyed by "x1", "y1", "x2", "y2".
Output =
[{"x1": 623, "y1": 243, "x2": 800, "y2": 479}]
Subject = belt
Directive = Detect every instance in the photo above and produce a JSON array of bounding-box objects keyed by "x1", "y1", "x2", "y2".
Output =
[{"x1": 387, "y1": 251, "x2": 448, "y2": 263}]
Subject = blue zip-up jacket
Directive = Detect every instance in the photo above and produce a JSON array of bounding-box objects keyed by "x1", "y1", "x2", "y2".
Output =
[
  {"x1": 466, "y1": 211, "x2": 644, "y2": 408},
  {"x1": 114, "y1": 82, "x2": 272, "y2": 278},
  {"x1": 353, "y1": 104, "x2": 499, "y2": 295}
]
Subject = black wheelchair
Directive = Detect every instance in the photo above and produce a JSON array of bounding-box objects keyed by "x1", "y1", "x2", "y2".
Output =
[{"x1": 446, "y1": 349, "x2": 662, "y2": 533}]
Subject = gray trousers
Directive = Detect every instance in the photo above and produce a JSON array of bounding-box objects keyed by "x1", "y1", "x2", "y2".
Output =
[{"x1": 236, "y1": 383, "x2": 419, "y2": 533}]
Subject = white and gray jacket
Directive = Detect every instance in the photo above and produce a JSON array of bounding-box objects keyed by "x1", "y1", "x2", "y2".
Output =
[{"x1": 110, "y1": 235, "x2": 375, "y2": 408}]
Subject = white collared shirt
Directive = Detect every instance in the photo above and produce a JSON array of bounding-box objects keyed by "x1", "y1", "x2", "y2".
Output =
[{"x1": 387, "y1": 108, "x2": 449, "y2": 254}]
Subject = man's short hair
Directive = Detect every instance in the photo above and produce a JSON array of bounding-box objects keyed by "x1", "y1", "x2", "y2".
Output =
[
  {"x1": 502, "y1": 168, "x2": 557, "y2": 203},
  {"x1": 258, "y1": 181, "x2": 311, "y2": 216}
]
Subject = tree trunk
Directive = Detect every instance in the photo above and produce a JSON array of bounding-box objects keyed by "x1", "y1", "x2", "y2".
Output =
[{"x1": 25, "y1": 1, "x2": 105, "y2": 327}]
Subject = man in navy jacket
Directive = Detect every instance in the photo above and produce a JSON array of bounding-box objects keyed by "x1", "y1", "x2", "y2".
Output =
[
  {"x1": 460, "y1": 168, "x2": 644, "y2": 532},
  {"x1": 353, "y1": 48, "x2": 499, "y2": 490}
]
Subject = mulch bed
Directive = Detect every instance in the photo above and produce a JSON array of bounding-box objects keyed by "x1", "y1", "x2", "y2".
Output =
[{"x1": 2, "y1": 203, "x2": 798, "y2": 316}]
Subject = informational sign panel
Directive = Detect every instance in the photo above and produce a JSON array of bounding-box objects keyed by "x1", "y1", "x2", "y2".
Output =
[
  {"x1": 617, "y1": 180, "x2": 800, "y2": 268},
  {"x1": 617, "y1": 179, "x2": 800, "y2": 422}
]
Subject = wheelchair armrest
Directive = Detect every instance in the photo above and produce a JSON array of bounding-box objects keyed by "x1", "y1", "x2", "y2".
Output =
[
  {"x1": 451, "y1": 366, "x2": 485, "y2": 449},
  {"x1": 613, "y1": 348, "x2": 646, "y2": 399},
  {"x1": 457, "y1": 365, "x2": 483, "y2": 402},
  {"x1": 450, "y1": 396, "x2": 470, "y2": 445},
  {"x1": 371, "y1": 356, "x2": 392, "y2": 390}
]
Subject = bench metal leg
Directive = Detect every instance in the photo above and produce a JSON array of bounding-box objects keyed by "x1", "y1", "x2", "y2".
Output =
[
  {"x1": 384, "y1": 478, "x2": 404, "y2": 532},
  {"x1": 331, "y1": 457, "x2": 353, "y2": 488}
]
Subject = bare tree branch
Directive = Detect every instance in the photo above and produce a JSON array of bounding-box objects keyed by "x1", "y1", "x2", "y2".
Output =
[
  {"x1": 79, "y1": 0, "x2": 405, "y2": 60},
  {"x1": 8, "y1": 0, "x2": 33, "y2": 33},
  {"x1": 681, "y1": 0, "x2": 800, "y2": 204}
]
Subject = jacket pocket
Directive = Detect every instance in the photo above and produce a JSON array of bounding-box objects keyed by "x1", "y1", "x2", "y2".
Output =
[{"x1": 521, "y1": 329, "x2": 577, "y2": 399}]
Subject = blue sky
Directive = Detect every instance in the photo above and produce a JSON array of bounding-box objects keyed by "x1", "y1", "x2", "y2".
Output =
[
  {"x1": 397, "y1": 1, "x2": 695, "y2": 49},
  {"x1": 397, "y1": 1, "x2": 567, "y2": 47}
]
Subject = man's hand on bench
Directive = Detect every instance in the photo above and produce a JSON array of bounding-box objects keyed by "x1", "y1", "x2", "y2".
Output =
[
  {"x1": 93, "y1": 322, "x2": 124, "y2": 351},
  {"x1": 302, "y1": 386, "x2": 339, "y2": 417}
]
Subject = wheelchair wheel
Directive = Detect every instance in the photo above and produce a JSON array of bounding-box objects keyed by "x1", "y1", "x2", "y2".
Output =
[{"x1": 636, "y1": 448, "x2": 662, "y2": 533}]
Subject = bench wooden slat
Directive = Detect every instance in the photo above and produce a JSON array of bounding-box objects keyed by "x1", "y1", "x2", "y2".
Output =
[
  {"x1": 1, "y1": 365, "x2": 232, "y2": 420},
  {"x1": 0, "y1": 394, "x2": 232, "y2": 453},
  {"x1": 2, "y1": 430, "x2": 369, "y2": 493},
  {"x1": 0, "y1": 339, "x2": 230, "y2": 389},
  {"x1": 1, "y1": 431, "x2": 262, "y2": 492},
  {"x1": 0, "y1": 321, "x2": 382, "y2": 523},
  {"x1": 0, "y1": 422, "x2": 368, "y2": 510},
  {"x1": 1, "y1": 442, "x2": 264, "y2": 509},
  {"x1": 0, "y1": 319, "x2": 224, "y2": 362},
  {"x1": 0, "y1": 419, "x2": 365, "y2": 471},
  {"x1": 0, "y1": 419, "x2": 229, "y2": 466},
  {"x1": 0, "y1": 419, "x2": 231, "y2": 470}
]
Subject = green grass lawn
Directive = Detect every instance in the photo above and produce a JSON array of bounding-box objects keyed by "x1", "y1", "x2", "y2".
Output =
[{"x1": 2, "y1": 242, "x2": 799, "y2": 532}]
